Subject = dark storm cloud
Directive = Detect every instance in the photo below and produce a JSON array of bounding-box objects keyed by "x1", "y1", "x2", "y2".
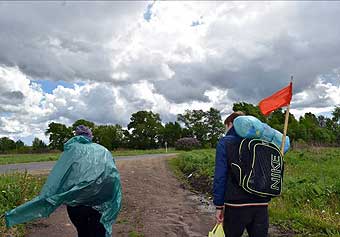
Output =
[
  {"x1": 153, "y1": 63, "x2": 211, "y2": 103},
  {"x1": 0, "y1": 91, "x2": 24, "y2": 103},
  {"x1": 0, "y1": 1, "x2": 147, "y2": 82},
  {"x1": 151, "y1": 2, "x2": 340, "y2": 107},
  {"x1": 0, "y1": 91, "x2": 25, "y2": 113}
]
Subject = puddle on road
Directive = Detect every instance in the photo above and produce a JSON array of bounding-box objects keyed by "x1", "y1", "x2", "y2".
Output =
[{"x1": 187, "y1": 193, "x2": 215, "y2": 214}]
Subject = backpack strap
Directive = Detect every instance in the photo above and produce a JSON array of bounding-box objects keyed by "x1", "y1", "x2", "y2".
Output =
[{"x1": 226, "y1": 139, "x2": 245, "y2": 186}]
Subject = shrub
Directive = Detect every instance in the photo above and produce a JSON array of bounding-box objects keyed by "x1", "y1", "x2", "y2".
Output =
[{"x1": 175, "y1": 137, "x2": 201, "y2": 151}]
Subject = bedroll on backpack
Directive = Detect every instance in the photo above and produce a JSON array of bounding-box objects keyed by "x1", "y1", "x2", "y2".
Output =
[{"x1": 230, "y1": 138, "x2": 284, "y2": 197}]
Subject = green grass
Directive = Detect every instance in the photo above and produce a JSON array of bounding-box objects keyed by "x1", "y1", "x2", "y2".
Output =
[
  {"x1": 169, "y1": 147, "x2": 340, "y2": 236},
  {"x1": 128, "y1": 230, "x2": 144, "y2": 237},
  {"x1": 112, "y1": 148, "x2": 176, "y2": 157},
  {"x1": 0, "y1": 172, "x2": 46, "y2": 237},
  {"x1": 0, "y1": 148, "x2": 177, "y2": 165},
  {"x1": 168, "y1": 149, "x2": 215, "y2": 193},
  {"x1": 270, "y1": 147, "x2": 340, "y2": 236},
  {"x1": 0, "y1": 153, "x2": 60, "y2": 165}
]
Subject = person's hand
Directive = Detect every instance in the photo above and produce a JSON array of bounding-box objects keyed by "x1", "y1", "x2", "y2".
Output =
[{"x1": 215, "y1": 209, "x2": 224, "y2": 223}]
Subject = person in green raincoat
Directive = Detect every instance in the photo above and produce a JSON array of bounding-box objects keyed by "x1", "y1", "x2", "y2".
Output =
[{"x1": 5, "y1": 125, "x2": 122, "y2": 237}]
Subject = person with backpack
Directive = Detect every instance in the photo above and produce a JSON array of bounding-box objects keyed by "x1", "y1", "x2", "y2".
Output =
[{"x1": 213, "y1": 111, "x2": 272, "y2": 237}]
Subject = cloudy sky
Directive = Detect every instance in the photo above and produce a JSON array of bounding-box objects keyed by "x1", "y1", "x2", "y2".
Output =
[{"x1": 0, "y1": 1, "x2": 339, "y2": 144}]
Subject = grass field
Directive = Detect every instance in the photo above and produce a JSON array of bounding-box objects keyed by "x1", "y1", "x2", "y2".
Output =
[
  {"x1": 0, "y1": 172, "x2": 46, "y2": 237},
  {"x1": 0, "y1": 148, "x2": 176, "y2": 165},
  {"x1": 169, "y1": 147, "x2": 340, "y2": 236}
]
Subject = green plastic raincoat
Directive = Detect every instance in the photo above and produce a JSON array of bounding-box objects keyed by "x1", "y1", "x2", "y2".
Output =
[{"x1": 5, "y1": 135, "x2": 122, "y2": 237}]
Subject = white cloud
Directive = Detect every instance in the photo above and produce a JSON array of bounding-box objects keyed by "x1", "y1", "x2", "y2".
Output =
[
  {"x1": 292, "y1": 78, "x2": 340, "y2": 109},
  {"x1": 290, "y1": 78, "x2": 340, "y2": 119},
  {"x1": 0, "y1": 66, "x2": 51, "y2": 143},
  {"x1": 108, "y1": 1, "x2": 340, "y2": 105},
  {"x1": 0, "y1": 2, "x2": 340, "y2": 144}
]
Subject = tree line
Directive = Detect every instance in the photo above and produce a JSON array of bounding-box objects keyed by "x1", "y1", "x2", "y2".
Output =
[{"x1": 0, "y1": 103, "x2": 339, "y2": 153}]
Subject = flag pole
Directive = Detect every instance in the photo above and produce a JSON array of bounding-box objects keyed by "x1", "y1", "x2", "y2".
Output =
[{"x1": 280, "y1": 76, "x2": 293, "y2": 155}]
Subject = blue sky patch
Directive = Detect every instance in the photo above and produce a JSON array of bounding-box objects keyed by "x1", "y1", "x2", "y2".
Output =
[
  {"x1": 144, "y1": 2, "x2": 154, "y2": 22},
  {"x1": 317, "y1": 111, "x2": 333, "y2": 118},
  {"x1": 33, "y1": 80, "x2": 76, "y2": 94},
  {"x1": 1, "y1": 112, "x2": 12, "y2": 117},
  {"x1": 191, "y1": 16, "x2": 204, "y2": 27},
  {"x1": 191, "y1": 21, "x2": 201, "y2": 27}
]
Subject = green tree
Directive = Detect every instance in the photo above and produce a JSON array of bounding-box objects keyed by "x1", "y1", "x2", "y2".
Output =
[
  {"x1": 229, "y1": 102, "x2": 339, "y2": 146},
  {"x1": 127, "y1": 111, "x2": 164, "y2": 149},
  {"x1": 15, "y1": 140, "x2": 25, "y2": 149},
  {"x1": 93, "y1": 125, "x2": 124, "y2": 150},
  {"x1": 332, "y1": 106, "x2": 340, "y2": 124},
  {"x1": 178, "y1": 108, "x2": 225, "y2": 148},
  {"x1": 317, "y1": 115, "x2": 327, "y2": 128},
  {"x1": 45, "y1": 122, "x2": 73, "y2": 151},
  {"x1": 181, "y1": 128, "x2": 193, "y2": 138},
  {"x1": 0, "y1": 137, "x2": 16, "y2": 153},
  {"x1": 72, "y1": 119, "x2": 95, "y2": 131},
  {"x1": 32, "y1": 137, "x2": 48, "y2": 152},
  {"x1": 331, "y1": 106, "x2": 340, "y2": 144},
  {"x1": 206, "y1": 108, "x2": 225, "y2": 147},
  {"x1": 267, "y1": 110, "x2": 285, "y2": 131},
  {"x1": 232, "y1": 102, "x2": 266, "y2": 122},
  {"x1": 160, "y1": 122, "x2": 182, "y2": 147},
  {"x1": 15, "y1": 139, "x2": 30, "y2": 153},
  {"x1": 286, "y1": 113, "x2": 300, "y2": 144},
  {"x1": 313, "y1": 128, "x2": 334, "y2": 145},
  {"x1": 121, "y1": 129, "x2": 131, "y2": 148},
  {"x1": 299, "y1": 112, "x2": 319, "y2": 143},
  {"x1": 177, "y1": 109, "x2": 208, "y2": 144}
]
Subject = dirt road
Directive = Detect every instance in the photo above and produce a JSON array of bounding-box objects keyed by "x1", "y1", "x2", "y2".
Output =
[
  {"x1": 25, "y1": 156, "x2": 216, "y2": 237},
  {"x1": 0, "y1": 154, "x2": 177, "y2": 174}
]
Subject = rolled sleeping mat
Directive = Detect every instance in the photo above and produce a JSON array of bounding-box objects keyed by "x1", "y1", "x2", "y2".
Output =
[
  {"x1": 233, "y1": 115, "x2": 290, "y2": 153},
  {"x1": 233, "y1": 115, "x2": 264, "y2": 138},
  {"x1": 261, "y1": 123, "x2": 275, "y2": 141}
]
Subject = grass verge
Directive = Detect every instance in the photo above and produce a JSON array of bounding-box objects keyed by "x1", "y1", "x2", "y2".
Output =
[
  {"x1": 0, "y1": 172, "x2": 46, "y2": 237},
  {"x1": 169, "y1": 147, "x2": 340, "y2": 236},
  {"x1": 0, "y1": 148, "x2": 177, "y2": 165},
  {"x1": 0, "y1": 153, "x2": 60, "y2": 165}
]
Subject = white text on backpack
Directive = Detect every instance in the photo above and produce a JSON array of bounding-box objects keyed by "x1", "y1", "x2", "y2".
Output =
[{"x1": 270, "y1": 154, "x2": 281, "y2": 191}]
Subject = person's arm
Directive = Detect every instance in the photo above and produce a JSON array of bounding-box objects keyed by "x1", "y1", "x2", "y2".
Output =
[{"x1": 213, "y1": 138, "x2": 228, "y2": 223}]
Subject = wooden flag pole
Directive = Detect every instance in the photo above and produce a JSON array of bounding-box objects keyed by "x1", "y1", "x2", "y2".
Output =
[
  {"x1": 280, "y1": 104, "x2": 290, "y2": 155},
  {"x1": 280, "y1": 76, "x2": 293, "y2": 155}
]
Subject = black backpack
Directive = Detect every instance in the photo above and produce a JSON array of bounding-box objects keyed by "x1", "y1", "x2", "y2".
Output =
[{"x1": 229, "y1": 138, "x2": 284, "y2": 198}]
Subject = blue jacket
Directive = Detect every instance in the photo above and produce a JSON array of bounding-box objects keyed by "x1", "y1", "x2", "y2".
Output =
[{"x1": 213, "y1": 126, "x2": 242, "y2": 206}]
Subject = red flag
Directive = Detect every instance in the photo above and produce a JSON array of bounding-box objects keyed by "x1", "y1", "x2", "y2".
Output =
[{"x1": 259, "y1": 82, "x2": 292, "y2": 116}]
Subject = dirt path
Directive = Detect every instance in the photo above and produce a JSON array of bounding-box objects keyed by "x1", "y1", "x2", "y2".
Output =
[
  {"x1": 25, "y1": 156, "x2": 216, "y2": 237},
  {"x1": 0, "y1": 154, "x2": 177, "y2": 174}
]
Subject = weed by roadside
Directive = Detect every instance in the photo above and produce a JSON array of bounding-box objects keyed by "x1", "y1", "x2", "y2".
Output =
[{"x1": 0, "y1": 172, "x2": 45, "y2": 237}]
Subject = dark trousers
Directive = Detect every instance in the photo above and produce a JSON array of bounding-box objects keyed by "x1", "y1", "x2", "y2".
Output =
[
  {"x1": 66, "y1": 205, "x2": 106, "y2": 237},
  {"x1": 223, "y1": 205, "x2": 269, "y2": 237}
]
